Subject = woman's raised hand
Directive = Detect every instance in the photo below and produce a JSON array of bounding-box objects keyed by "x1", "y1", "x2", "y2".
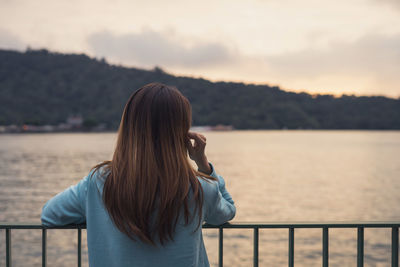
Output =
[{"x1": 187, "y1": 132, "x2": 212, "y2": 174}]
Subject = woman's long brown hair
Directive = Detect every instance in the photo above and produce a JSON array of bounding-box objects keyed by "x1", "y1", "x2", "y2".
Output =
[{"x1": 92, "y1": 83, "x2": 215, "y2": 245}]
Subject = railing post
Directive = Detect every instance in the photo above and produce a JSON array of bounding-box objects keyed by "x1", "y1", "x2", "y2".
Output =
[
  {"x1": 323, "y1": 227, "x2": 329, "y2": 267},
  {"x1": 392, "y1": 227, "x2": 398, "y2": 267},
  {"x1": 289, "y1": 227, "x2": 294, "y2": 267},
  {"x1": 6, "y1": 229, "x2": 12, "y2": 267},
  {"x1": 78, "y1": 228, "x2": 82, "y2": 267},
  {"x1": 254, "y1": 228, "x2": 259, "y2": 267},
  {"x1": 219, "y1": 227, "x2": 223, "y2": 267},
  {"x1": 42, "y1": 229, "x2": 47, "y2": 267},
  {"x1": 357, "y1": 227, "x2": 364, "y2": 267},
  {"x1": 2, "y1": 222, "x2": 400, "y2": 267}
]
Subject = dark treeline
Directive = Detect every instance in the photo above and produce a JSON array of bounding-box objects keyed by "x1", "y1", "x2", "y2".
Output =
[{"x1": 1, "y1": 49, "x2": 399, "y2": 129}]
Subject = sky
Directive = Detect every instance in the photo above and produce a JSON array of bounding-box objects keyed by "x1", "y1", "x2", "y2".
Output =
[{"x1": 0, "y1": 0, "x2": 399, "y2": 97}]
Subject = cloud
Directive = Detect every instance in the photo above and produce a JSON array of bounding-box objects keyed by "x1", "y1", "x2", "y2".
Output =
[
  {"x1": 87, "y1": 29, "x2": 236, "y2": 68},
  {"x1": 264, "y1": 33, "x2": 400, "y2": 95},
  {"x1": 0, "y1": 28, "x2": 25, "y2": 50},
  {"x1": 87, "y1": 29, "x2": 400, "y2": 96},
  {"x1": 372, "y1": 0, "x2": 400, "y2": 10},
  {"x1": 86, "y1": 28, "x2": 400, "y2": 97}
]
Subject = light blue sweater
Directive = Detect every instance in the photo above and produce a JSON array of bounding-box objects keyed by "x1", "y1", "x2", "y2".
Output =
[{"x1": 41, "y1": 163, "x2": 236, "y2": 267}]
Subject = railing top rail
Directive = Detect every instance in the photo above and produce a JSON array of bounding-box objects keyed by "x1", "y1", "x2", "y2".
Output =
[{"x1": 1, "y1": 221, "x2": 400, "y2": 229}]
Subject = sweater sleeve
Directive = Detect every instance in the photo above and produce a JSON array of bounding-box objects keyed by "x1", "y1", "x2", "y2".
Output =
[
  {"x1": 41, "y1": 174, "x2": 89, "y2": 226},
  {"x1": 204, "y1": 163, "x2": 236, "y2": 225}
]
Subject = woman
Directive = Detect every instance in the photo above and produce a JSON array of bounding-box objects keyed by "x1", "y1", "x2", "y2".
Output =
[{"x1": 41, "y1": 82, "x2": 236, "y2": 267}]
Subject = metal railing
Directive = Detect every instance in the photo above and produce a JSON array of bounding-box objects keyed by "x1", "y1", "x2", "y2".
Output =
[{"x1": 1, "y1": 222, "x2": 399, "y2": 267}]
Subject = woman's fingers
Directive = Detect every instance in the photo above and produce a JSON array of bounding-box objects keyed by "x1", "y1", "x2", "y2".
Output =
[
  {"x1": 186, "y1": 138, "x2": 194, "y2": 150},
  {"x1": 198, "y1": 134, "x2": 206, "y2": 142},
  {"x1": 188, "y1": 132, "x2": 206, "y2": 145},
  {"x1": 187, "y1": 132, "x2": 207, "y2": 156},
  {"x1": 187, "y1": 132, "x2": 209, "y2": 167},
  {"x1": 187, "y1": 131, "x2": 197, "y2": 139},
  {"x1": 188, "y1": 132, "x2": 202, "y2": 144}
]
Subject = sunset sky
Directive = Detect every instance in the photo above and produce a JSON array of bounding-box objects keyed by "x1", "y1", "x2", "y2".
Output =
[{"x1": 1, "y1": 0, "x2": 399, "y2": 97}]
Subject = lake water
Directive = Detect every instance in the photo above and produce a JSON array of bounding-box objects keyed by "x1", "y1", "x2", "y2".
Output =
[{"x1": 0, "y1": 131, "x2": 399, "y2": 266}]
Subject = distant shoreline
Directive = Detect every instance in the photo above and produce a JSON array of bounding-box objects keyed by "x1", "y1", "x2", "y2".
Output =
[
  {"x1": 1, "y1": 49, "x2": 399, "y2": 131},
  {"x1": 1, "y1": 128, "x2": 399, "y2": 135}
]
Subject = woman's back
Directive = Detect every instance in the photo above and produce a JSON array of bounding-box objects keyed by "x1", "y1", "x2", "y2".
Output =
[
  {"x1": 41, "y1": 163, "x2": 235, "y2": 267},
  {"x1": 41, "y1": 83, "x2": 236, "y2": 266}
]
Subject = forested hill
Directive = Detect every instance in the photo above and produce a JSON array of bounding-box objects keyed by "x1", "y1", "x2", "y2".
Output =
[{"x1": 1, "y1": 49, "x2": 399, "y2": 129}]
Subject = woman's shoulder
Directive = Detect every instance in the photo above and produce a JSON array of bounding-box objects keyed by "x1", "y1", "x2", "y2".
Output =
[{"x1": 87, "y1": 166, "x2": 110, "y2": 192}]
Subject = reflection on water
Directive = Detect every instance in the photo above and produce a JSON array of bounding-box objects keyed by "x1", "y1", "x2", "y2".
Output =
[{"x1": 0, "y1": 131, "x2": 399, "y2": 266}]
